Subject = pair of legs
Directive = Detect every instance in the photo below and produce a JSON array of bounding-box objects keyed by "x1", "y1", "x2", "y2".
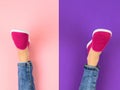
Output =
[{"x1": 11, "y1": 28, "x2": 112, "y2": 90}]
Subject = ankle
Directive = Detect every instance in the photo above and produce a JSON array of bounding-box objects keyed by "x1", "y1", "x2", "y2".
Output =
[
  {"x1": 18, "y1": 47, "x2": 30, "y2": 62},
  {"x1": 87, "y1": 48, "x2": 101, "y2": 66}
]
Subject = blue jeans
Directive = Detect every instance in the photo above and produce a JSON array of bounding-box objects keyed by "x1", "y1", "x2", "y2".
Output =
[
  {"x1": 18, "y1": 62, "x2": 99, "y2": 90},
  {"x1": 18, "y1": 61, "x2": 35, "y2": 90},
  {"x1": 79, "y1": 65, "x2": 99, "y2": 90}
]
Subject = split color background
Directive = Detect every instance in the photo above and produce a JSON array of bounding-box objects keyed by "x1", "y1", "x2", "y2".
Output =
[
  {"x1": 0, "y1": 0, "x2": 58, "y2": 90},
  {"x1": 60, "y1": 0, "x2": 120, "y2": 90},
  {"x1": 0, "y1": 0, "x2": 120, "y2": 90}
]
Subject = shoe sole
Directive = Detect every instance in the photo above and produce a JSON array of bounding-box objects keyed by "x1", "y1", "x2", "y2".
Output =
[
  {"x1": 86, "y1": 28, "x2": 112, "y2": 49},
  {"x1": 92, "y1": 28, "x2": 112, "y2": 36},
  {"x1": 10, "y1": 29, "x2": 30, "y2": 35}
]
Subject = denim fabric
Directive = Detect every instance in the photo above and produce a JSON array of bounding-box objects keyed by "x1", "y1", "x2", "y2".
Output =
[
  {"x1": 18, "y1": 61, "x2": 35, "y2": 90},
  {"x1": 79, "y1": 65, "x2": 99, "y2": 90}
]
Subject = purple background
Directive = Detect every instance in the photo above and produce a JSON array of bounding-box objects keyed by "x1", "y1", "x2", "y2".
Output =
[{"x1": 60, "y1": 0, "x2": 120, "y2": 90}]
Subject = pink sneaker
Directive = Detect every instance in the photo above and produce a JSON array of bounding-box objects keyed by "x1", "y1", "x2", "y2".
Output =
[
  {"x1": 87, "y1": 29, "x2": 112, "y2": 52},
  {"x1": 11, "y1": 29, "x2": 30, "y2": 50}
]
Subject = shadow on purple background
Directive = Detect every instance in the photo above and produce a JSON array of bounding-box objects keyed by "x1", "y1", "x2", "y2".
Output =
[{"x1": 60, "y1": 0, "x2": 120, "y2": 90}]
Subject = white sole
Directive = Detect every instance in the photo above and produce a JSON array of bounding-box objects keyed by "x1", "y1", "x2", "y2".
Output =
[
  {"x1": 86, "y1": 28, "x2": 112, "y2": 49},
  {"x1": 92, "y1": 28, "x2": 112, "y2": 36},
  {"x1": 10, "y1": 29, "x2": 30, "y2": 35}
]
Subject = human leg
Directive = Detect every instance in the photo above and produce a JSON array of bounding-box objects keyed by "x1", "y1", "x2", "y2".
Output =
[
  {"x1": 11, "y1": 29, "x2": 35, "y2": 90},
  {"x1": 79, "y1": 29, "x2": 112, "y2": 90}
]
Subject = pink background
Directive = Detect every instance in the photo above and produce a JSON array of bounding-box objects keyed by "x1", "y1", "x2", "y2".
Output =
[{"x1": 0, "y1": 0, "x2": 58, "y2": 90}]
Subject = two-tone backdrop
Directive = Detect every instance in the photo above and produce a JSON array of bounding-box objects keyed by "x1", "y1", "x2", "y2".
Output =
[
  {"x1": 60, "y1": 0, "x2": 120, "y2": 90},
  {"x1": 0, "y1": 0, "x2": 120, "y2": 90}
]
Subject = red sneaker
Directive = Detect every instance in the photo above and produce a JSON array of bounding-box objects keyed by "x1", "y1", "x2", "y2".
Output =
[
  {"x1": 11, "y1": 29, "x2": 30, "y2": 50},
  {"x1": 87, "y1": 29, "x2": 112, "y2": 52}
]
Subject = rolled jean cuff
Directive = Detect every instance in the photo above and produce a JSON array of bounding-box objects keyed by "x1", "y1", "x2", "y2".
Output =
[
  {"x1": 18, "y1": 61, "x2": 32, "y2": 67},
  {"x1": 84, "y1": 65, "x2": 99, "y2": 72}
]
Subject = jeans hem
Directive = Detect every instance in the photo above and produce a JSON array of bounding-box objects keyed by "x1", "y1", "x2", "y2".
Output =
[
  {"x1": 84, "y1": 65, "x2": 99, "y2": 71},
  {"x1": 18, "y1": 61, "x2": 32, "y2": 67}
]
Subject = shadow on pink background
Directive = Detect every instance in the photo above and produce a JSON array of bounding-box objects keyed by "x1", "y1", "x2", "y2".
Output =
[{"x1": 0, "y1": 0, "x2": 58, "y2": 90}]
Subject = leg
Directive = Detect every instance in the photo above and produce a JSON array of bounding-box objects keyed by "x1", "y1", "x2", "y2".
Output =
[
  {"x1": 79, "y1": 29, "x2": 112, "y2": 90},
  {"x1": 79, "y1": 48, "x2": 100, "y2": 90},
  {"x1": 18, "y1": 61, "x2": 35, "y2": 90},
  {"x1": 11, "y1": 29, "x2": 35, "y2": 90},
  {"x1": 79, "y1": 64, "x2": 99, "y2": 90}
]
